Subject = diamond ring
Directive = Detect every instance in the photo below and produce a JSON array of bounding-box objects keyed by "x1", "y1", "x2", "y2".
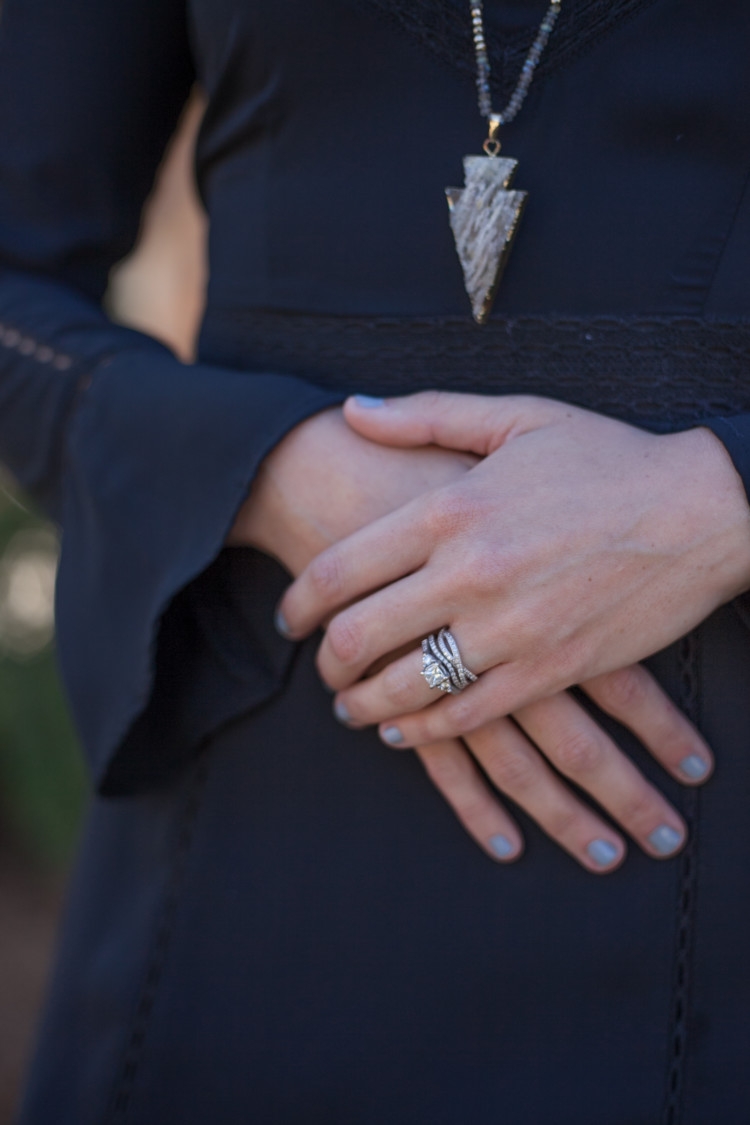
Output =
[{"x1": 420, "y1": 627, "x2": 478, "y2": 694}]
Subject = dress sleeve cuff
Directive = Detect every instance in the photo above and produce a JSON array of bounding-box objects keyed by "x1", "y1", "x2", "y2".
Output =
[
  {"x1": 702, "y1": 416, "x2": 750, "y2": 508},
  {"x1": 56, "y1": 347, "x2": 342, "y2": 794}
]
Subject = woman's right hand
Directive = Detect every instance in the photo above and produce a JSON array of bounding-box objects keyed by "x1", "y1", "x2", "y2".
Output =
[{"x1": 229, "y1": 406, "x2": 712, "y2": 872}]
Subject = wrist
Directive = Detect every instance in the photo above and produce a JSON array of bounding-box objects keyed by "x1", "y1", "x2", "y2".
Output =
[
  {"x1": 227, "y1": 407, "x2": 343, "y2": 568},
  {"x1": 679, "y1": 425, "x2": 750, "y2": 601}
]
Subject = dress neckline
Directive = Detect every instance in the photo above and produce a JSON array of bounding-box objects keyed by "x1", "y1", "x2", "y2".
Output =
[{"x1": 362, "y1": 0, "x2": 660, "y2": 103}]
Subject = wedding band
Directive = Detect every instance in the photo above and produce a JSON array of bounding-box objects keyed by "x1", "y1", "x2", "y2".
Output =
[{"x1": 420, "y1": 627, "x2": 478, "y2": 694}]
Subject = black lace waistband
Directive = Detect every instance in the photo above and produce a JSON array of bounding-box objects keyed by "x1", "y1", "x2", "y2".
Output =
[{"x1": 199, "y1": 310, "x2": 750, "y2": 430}]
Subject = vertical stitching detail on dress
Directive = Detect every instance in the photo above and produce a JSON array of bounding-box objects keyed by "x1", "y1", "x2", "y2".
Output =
[
  {"x1": 699, "y1": 154, "x2": 750, "y2": 317},
  {"x1": 662, "y1": 631, "x2": 701, "y2": 1125},
  {"x1": 106, "y1": 758, "x2": 210, "y2": 1122}
]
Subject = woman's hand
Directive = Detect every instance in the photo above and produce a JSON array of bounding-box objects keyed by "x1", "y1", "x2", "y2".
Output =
[
  {"x1": 268, "y1": 391, "x2": 748, "y2": 867},
  {"x1": 405, "y1": 662, "x2": 712, "y2": 871},
  {"x1": 279, "y1": 393, "x2": 750, "y2": 742},
  {"x1": 228, "y1": 405, "x2": 477, "y2": 570},
  {"x1": 234, "y1": 402, "x2": 715, "y2": 872}
]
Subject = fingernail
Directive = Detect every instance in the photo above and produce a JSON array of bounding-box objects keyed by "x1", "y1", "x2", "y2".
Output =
[
  {"x1": 489, "y1": 834, "x2": 515, "y2": 860},
  {"x1": 586, "y1": 839, "x2": 620, "y2": 868},
  {"x1": 648, "y1": 825, "x2": 684, "y2": 856},
  {"x1": 353, "y1": 395, "x2": 385, "y2": 409},
  {"x1": 334, "y1": 699, "x2": 352, "y2": 724},
  {"x1": 381, "y1": 726, "x2": 404, "y2": 745},
  {"x1": 274, "y1": 607, "x2": 292, "y2": 638},
  {"x1": 678, "y1": 754, "x2": 709, "y2": 781}
]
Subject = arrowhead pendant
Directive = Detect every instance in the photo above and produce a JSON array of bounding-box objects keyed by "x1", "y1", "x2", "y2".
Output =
[{"x1": 446, "y1": 154, "x2": 527, "y2": 325}]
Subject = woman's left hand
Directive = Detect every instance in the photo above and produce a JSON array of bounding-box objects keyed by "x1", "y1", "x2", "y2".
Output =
[{"x1": 278, "y1": 391, "x2": 750, "y2": 747}]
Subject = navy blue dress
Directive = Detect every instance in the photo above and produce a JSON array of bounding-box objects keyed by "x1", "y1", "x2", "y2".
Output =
[{"x1": 2, "y1": 0, "x2": 750, "y2": 1121}]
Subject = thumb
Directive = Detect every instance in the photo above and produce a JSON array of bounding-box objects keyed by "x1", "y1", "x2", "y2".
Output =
[{"x1": 343, "y1": 391, "x2": 557, "y2": 456}]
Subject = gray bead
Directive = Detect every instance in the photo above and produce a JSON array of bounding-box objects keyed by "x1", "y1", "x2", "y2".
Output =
[{"x1": 469, "y1": 0, "x2": 562, "y2": 126}]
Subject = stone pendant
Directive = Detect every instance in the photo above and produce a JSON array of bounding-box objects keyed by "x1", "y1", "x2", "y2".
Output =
[{"x1": 446, "y1": 154, "x2": 527, "y2": 325}]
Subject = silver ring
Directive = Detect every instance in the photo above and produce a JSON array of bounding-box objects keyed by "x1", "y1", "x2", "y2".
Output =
[{"x1": 420, "y1": 627, "x2": 478, "y2": 694}]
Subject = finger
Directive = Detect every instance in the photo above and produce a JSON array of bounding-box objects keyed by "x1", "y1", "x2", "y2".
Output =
[
  {"x1": 581, "y1": 665, "x2": 713, "y2": 785},
  {"x1": 465, "y1": 719, "x2": 626, "y2": 874},
  {"x1": 334, "y1": 643, "x2": 441, "y2": 723},
  {"x1": 343, "y1": 391, "x2": 562, "y2": 456},
  {"x1": 513, "y1": 692, "x2": 687, "y2": 860},
  {"x1": 335, "y1": 612, "x2": 521, "y2": 724},
  {"x1": 277, "y1": 500, "x2": 428, "y2": 639},
  {"x1": 414, "y1": 741, "x2": 523, "y2": 863},
  {"x1": 333, "y1": 618, "x2": 490, "y2": 720},
  {"x1": 317, "y1": 570, "x2": 451, "y2": 690},
  {"x1": 373, "y1": 660, "x2": 552, "y2": 749}
]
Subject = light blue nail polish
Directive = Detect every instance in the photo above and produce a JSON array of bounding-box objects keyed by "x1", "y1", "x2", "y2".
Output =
[
  {"x1": 274, "y1": 607, "x2": 292, "y2": 638},
  {"x1": 587, "y1": 839, "x2": 619, "y2": 868},
  {"x1": 334, "y1": 699, "x2": 352, "y2": 724},
  {"x1": 489, "y1": 834, "x2": 515, "y2": 859},
  {"x1": 678, "y1": 754, "x2": 708, "y2": 781},
  {"x1": 381, "y1": 726, "x2": 404, "y2": 745},
  {"x1": 648, "y1": 825, "x2": 684, "y2": 856},
  {"x1": 353, "y1": 394, "x2": 385, "y2": 409}
]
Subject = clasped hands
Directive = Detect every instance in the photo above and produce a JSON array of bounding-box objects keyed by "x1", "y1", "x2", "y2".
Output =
[{"x1": 235, "y1": 391, "x2": 750, "y2": 873}]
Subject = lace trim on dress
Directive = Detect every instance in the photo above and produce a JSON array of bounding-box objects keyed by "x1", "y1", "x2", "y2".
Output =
[{"x1": 199, "y1": 311, "x2": 750, "y2": 430}]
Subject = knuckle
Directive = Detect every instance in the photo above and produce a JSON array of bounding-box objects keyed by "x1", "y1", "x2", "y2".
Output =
[
  {"x1": 544, "y1": 804, "x2": 580, "y2": 843},
  {"x1": 619, "y1": 789, "x2": 661, "y2": 833},
  {"x1": 307, "y1": 550, "x2": 346, "y2": 602},
  {"x1": 485, "y1": 748, "x2": 537, "y2": 795},
  {"x1": 422, "y1": 751, "x2": 470, "y2": 792},
  {"x1": 420, "y1": 388, "x2": 447, "y2": 413},
  {"x1": 553, "y1": 732, "x2": 603, "y2": 776},
  {"x1": 444, "y1": 693, "x2": 482, "y2": 735},
  {"x1": 315, "y1": 649, "x2": 346, "y2": 692},
  {"x1": 502, "y1": 603, "x2": 544, "y2": 655},
  {"x1": 453, "y1": 792, "x2": 492, "y2": 823},
  {"x1": 462, "y1": 542, "x2": 515, "y2": 597},
  {"x1": 423, "y1": 488, "x2": 475, "y2": 538},
  {"x1": 326, "y1": 613, "x2": 364, "y2": 666},
  {"x1": 382, "y1": 662, "x2": 418, "y2": 711},
  {"x1": 556, "y1": 634, "x2": 593, "y2": 684},
  {"x1": 596, "y1": 666, "x2": 648, "y2": 714}
]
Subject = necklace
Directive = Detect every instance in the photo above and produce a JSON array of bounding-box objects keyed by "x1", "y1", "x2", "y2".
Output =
[{"x1": 447, "y1": 0, "x2": 562, "y2": 323}]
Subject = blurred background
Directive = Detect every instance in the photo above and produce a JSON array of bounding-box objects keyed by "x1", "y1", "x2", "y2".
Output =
[{"x1": 0, "y1": 93, "x2": 206, "y2": 1122}]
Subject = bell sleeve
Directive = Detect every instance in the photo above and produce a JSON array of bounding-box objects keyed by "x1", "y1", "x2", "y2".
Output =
[{"x1": 0, "y1": 0, "x2": 341, "y2": 794}]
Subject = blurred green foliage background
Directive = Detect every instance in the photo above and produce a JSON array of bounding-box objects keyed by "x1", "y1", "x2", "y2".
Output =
[{"x1": 0, "y1": 479, "x2": 86, "y2": 870}]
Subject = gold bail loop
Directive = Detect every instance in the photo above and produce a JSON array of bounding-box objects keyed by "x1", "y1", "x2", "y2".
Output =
[{"x1": 483, "y1": 114, "x2": 502, "y2": 157}]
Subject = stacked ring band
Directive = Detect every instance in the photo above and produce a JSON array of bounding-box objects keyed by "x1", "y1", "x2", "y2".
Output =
[{"x1": 420, "y1": 627, "x2": 478, "y2": 694}]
